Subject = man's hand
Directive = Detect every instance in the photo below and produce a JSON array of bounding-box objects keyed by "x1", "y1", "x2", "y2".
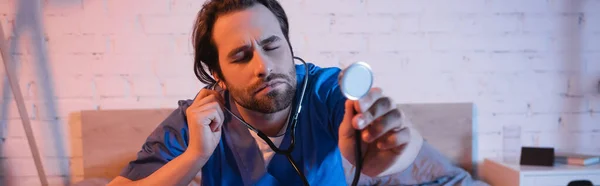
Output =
[
  {"x1": 186, "y1": 88, "x2": 226, "y2": 164},
  {"x1": 338, "y1": 87, "x2": 415, "y2": 177}
]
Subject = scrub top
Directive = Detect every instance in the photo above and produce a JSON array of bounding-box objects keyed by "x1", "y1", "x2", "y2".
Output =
[{"x1": 119, "y1": 63, "x2": 350, "y2": 185}]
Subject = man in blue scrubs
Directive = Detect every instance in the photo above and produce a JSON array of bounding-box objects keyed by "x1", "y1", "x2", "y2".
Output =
[{"x1": 108, "y1": 0, "x2": 489, "y2": 185}]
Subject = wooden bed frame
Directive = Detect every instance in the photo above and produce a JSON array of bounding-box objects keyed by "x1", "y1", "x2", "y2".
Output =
[{"x1": 71, "y1": 103, "x2": 477, "y2": 185}]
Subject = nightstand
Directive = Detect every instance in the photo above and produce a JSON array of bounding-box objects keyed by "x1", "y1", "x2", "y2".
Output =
[{"x1": 479, "y1": 158, "x2": 600, "y2": 186}]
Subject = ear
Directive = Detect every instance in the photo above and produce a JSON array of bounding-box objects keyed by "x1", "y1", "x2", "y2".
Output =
[{"x1": 212, "y1": 71, "x2": 227, "y2": 90}]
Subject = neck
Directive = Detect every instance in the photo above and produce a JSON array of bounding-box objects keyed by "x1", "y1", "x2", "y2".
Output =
[{"x1": 234, "y1": 101, "x2": 292, "y2": 137}]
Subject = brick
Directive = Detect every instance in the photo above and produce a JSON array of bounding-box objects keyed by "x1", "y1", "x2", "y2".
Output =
[
  {"x1": 7, "y1": 33, "x2": 33, "y2": 55},
  {"x1": 0, "y1": 158, "x2": 37, "y2": 176},
  {"x1": 173, "y1": 34, "x2": 194, "y2": 55},
  {"x1": 2, "y1": 137, "x2": 31, "y2": 158},
  {"x1": 470, "y1": 52, "x2": 533, "y2": 73},
  {"x1": 516, "y1": 72, "x2": 569, "y2": 96},
  {"x1": 393, "y1": 14, "x2": 420, "y2": 33},
  {"x1": 140, "y1": 14, "x2": 195, "y2": 35},
  {"x1": 553, "y1": 131, "x2": 592, "y2": 152},
  {"x1": 289, "y1": 33, "x2": 307, "y2": 56},
  {"x1": 522, "y1": 13, "x2": 584, "y2": 34},
  {"x1": 303, "y1": 0, "x2": 366, "y2": 16},
  {"x1": 485, "y1": 0, "x2": 552, "y2": 14},
  {"x1": 585, "y1": 13, "x2": 600, "y2": 33},
  {"x1": 485, "y1": 34, "x2": 552, "y2": 52},
  {"x1": 42, "y1": 0, "x2": 83, "y2": 16},
  {"x1": 40, "y1": 75, "x2": 94, "y2": 99},
  {"x1": 521, "y1": 131, "x2": 558, "y2": 148},
  {"x1": 92, "y1": 75, "x2": 131, "y2": 98},
  {"x1": 153, "y1": 54, "x2": 194, "y2": 78},
  {"x1": 43, "y1": 15, "x2": 81, "y2": 36},
  {"x1": 170, "y1": 0, "x2": 207, "y2": 15},
  {"x1": 547, "y1": 35, "x2": 595, "y2": 53},
  {"x1": 305, "y1": 33, "x2": 367, "y2": 52},
  {"x1": 419, "y1": 13, "x2": 462, "y2": 33},
  {"x1": 25, "y1": 99, "x2": 95, "y2": 120},
  {"x1": 90, "y1": 54, "x2": 154, "y2": 76},
  {"x1": 446, "y1": 72, "x2": 513, "y2": 97},
  {"x1": 81, "y1": 1, "x2": 141, "y2": 35},
  {"x1": 368, "y1": 34, "x2": 429, "y2": 52},
  {"x1": 109, "y1": 34, "x2": 175, "y2": 54},
  {"x1": 559, "y1": 113, "x2": 600, "y2": 132},
  {"x1": 429, "y1": 34, "x2": 485, "y2": 52},
  {"x1": 529, "y1": 94, "x2": 588, "y2": 113},
  {"x1": 288, "y1": 14, "x2": 332, "y2": 34},
  {"x1": 520, "y1": 113, "x2": 562, "y2": 133},
  {"x1": 425, "y1": 0, "x2": 486, "y2": 13},
  {"x1": 0, "y1": 99, "x2": 21, "y2": 120},
  {"x1": 590, "y1": 94, "x2": 600, "y2": 112},
  {"x1": 47, "y1": 54, "x2": 96, "y2": 76},
  {"x1": 30, "y1": 119, "x2": 81, "y2": 157},
  {"x1": 584, "y1": 52, "x2": 600, "y2": 73},
  {"x1": 97, "y1": 96, "x2": 176, "y2": 110},
  {"x1": 482, "y1": 13, "x2": 523, "y2": 34},
  {"x1": 0, "y1": 119, "x2": 23, "y2": 138},
  {"x1": 298, "y1": 52, "x2": 341, "y2": 68},
  {"x1": 400, "y1": 52, "x2": 459, "y2": 72},
  {"x1": 0, "y1": 0, "x2": 16, "y2": 15},
  {"x1": 566, "y1": 74, "x2": 600, "y2": 96},
  {"x1": 477, "y1": 130, "x2": 502, "y2": 151},
  {"x1": 366, "y1": 0, "x2": 424, "y2": 14},
  {"x1": 129, "y1": 75, "x2": 162, "y2": 97},
  {"x1": 43, "y1": 157, "x2": 71, "y2": 176},
  {"x1": 474, "y1": 114, "x2": 506, "y2": 133},
  {"x1": 473, "y1": 95, "x2": 529, "y2": 115},
  {"x1": 106, "y1": 0, "x2": 170, "y2": 16},
  {"x1": 529, "y1": 52, "x2": 585, "y2": 73},
  {"x1": 160, "y1": 75, "x2": 204, "y2": 97},
  {"x1": 46, "y1": 33, "x2": 109, "y2": 54},
  {"x1": 331, "y1": 15, "x2": 394, "y2": 34},
  {"x1": 583, "y1": 34, "x2": 600, "y2": 52}
]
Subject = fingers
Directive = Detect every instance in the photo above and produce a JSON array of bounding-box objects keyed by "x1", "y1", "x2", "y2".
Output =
[
  {"x1": 355, "y1": 108, "x2": 403, "y2": 143},
  {"x1": 199, "y1": 108, "x2": 224, "y2": 132},
  {"x1": 375, "y1": 128, "x2": 411, "y2": 150},
  {"x1": 339, "y1": 99, "x2": 358, "y2": 139},
  {"x1": 192, "y1": 88, "x2": 225, "y2": 107},
  {"x1": 353, "y1": 87, "x2": 384, "y2": 113},
  {"x1": 187, "y1": 88, "x2": 227, "y2": 133},
  {"x1": 352, "y1": 88, "x2": 398, "y2": 130}
]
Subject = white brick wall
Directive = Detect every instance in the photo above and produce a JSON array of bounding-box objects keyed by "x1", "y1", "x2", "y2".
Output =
[{"x1": 0, "y1": 0, "x2": 599, "y2": 185}]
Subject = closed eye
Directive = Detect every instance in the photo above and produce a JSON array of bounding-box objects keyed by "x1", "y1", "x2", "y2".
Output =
[{"x1": 264, "y1": 45, "x2": 279, "y2": 51}]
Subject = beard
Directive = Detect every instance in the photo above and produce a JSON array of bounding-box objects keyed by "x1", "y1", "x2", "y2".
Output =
[{"x1": 226, "y1": 68, "x2": 297, "y2": 114}]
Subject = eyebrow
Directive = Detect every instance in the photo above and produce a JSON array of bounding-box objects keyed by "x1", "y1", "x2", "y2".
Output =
[{"x1": 227, "y1": 35, "x2": 281, "y2": 59}]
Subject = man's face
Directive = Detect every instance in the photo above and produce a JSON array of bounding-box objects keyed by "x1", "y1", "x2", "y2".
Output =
[{"x1": 212, "y1": 4, "x2": 296, "y2": 114}]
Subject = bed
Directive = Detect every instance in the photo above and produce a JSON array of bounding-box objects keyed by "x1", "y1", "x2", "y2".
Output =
[{"x1": 71, "y1": 102, "x2": 477, "y2": 185}]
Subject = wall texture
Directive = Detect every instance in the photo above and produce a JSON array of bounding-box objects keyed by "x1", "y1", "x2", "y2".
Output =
[{"x1": 0, "y1": 0, "x2": 598, "y2": 185}]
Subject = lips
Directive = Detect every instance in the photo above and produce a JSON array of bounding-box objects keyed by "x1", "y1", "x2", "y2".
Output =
[{"x1": 254, "y1": 80, "x2": 286, "y2": 94}]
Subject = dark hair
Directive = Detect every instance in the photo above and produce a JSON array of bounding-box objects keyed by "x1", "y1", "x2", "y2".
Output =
[{"x1": 191, "y1": 0, "x2": 292, "y2": 85}]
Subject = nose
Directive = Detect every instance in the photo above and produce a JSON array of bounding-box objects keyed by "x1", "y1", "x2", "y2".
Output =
[{"x1": 251, "y1": 50, "x2": 272, "y2": 79}]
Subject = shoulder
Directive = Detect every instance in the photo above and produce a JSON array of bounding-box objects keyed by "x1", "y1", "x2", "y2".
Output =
[
  {"x1": 295, "y1": 62, "x2": 344, "y2": 103},
  {"x1": 118, "y1": 99, "x2": 194, "y2": 180}
]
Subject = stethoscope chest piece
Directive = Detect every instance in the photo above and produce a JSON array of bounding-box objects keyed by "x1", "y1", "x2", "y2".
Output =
[{"x1": 339, "y1": 61, "x2": 374, "y2": 100}]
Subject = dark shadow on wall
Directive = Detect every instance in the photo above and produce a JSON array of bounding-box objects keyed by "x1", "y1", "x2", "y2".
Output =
[{"x1": 0, "y1": 0, "x2": 86, "y2": 185}]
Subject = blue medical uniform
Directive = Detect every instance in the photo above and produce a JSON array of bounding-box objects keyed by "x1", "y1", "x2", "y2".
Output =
[{"x1": 119, "y1": 63, "x2": 350, "y2": 185}]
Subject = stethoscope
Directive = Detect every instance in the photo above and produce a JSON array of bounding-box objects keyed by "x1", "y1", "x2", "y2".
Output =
[{"x1": 210, "y1": 56, "x2": 364, "y2": 186}]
